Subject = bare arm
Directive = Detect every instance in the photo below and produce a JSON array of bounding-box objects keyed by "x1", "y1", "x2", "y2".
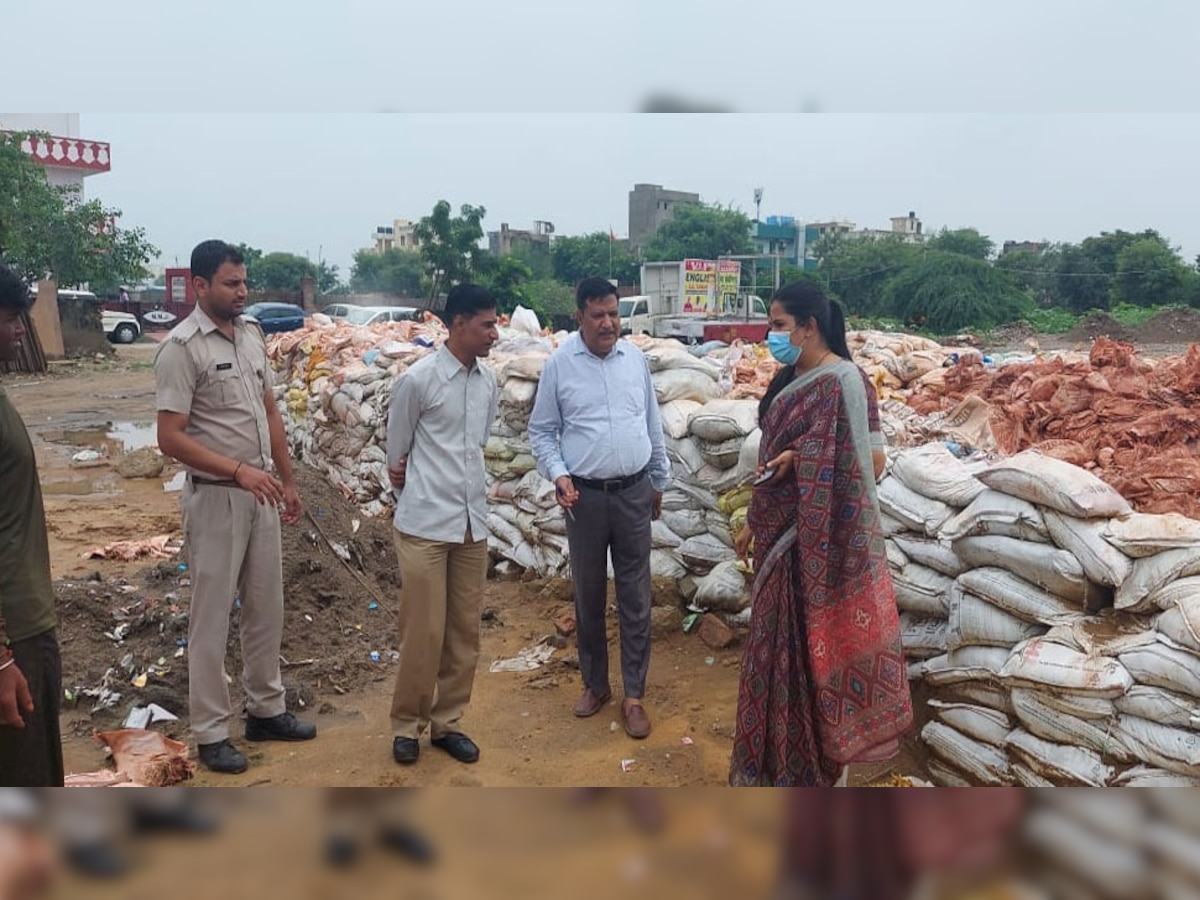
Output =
[
  {"x1": 265, "y1": 390, "x2": 302, "y2": 524},
  {"x1": 157, "y1": 410, "x2": 285, "y2": 507},
  {"x1": 156, "y1": 410, "x2": 241, "y2": 480}
]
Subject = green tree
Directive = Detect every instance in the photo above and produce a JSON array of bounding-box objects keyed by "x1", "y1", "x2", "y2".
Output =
[
  {"x1": 926, "y1": 227, "x2": 995, "y2": 260},
  {"x1": 0, "y1": 131, "x2": 157, "y2": 290},
  {"x1": 811, "y1": 233, "x2": 922, "y2": 317},
  {"x1": 883, "y1": 251, "x2": 1032, "y2": 333},
  {"x1": 479, "y1": 255, "x2": 533, "y2": 317},
  {"x1": 231, "y1": 243, "x2": 265, "y2": 288},
  {"x1": 642, "y1": 203, "x2": 753, "y2": 262},
  {"x1": 551, "y1": 232, "x2": 639, "y2": 286},
  {"x1": 255, "y1": 252, "x2": 314, "y2": 292},
  {"x1": 350, "y1": 247, "x2": 424, "y2": 296},
  {"x1": 413, "y1": 201, "x2": 489, "y2": 301},
  {"x1": 994, "y1": 245, "x2": 1062, "y2": 307},
  {"x1": 1111, "y1": 237, "x2": 1190, "y2": 308},
  {"x1": 507, "y1": 240, "x2": 553, "y2": 281},
  {"x1": 240, "y1": 250, "x2": 340, "y2": 295},
  {"x1": 522, "y1": 278, "x2": 576, "y2": 319},
  {"x1": 1054, "y1": 243, "x2": 1110, "y2": 312}
]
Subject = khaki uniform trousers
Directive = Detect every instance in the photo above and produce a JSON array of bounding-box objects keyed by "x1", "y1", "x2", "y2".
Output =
[
  {"x1": 182, "y1": 480, "x2": 287, "y2": 744},
  {"x1": 390, "y1": 530, "x2": 488, "y2": 740}
]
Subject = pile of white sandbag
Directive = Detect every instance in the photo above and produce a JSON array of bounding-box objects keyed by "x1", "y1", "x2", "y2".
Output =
[
  {"x1": 1021, "y1": 790, "x2": 1200, "y2": 898},
  {"x1": 886, "y1": 443, "x2": 1200, "y2": 786},
  {"x1": 269, "y1": 319, "x2": 757, "y2": 612}
]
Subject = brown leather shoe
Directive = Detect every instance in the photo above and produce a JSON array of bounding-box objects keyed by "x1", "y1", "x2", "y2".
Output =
[
  {"x1": 573, "y1": 688, "x2": 612, "y2": 718},
  {"x1": 622, "y1": 701, "x2": 651, "y2": 739}
]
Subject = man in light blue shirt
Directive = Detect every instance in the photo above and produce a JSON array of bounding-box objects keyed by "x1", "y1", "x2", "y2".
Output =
[
  {"x1": 529, "y1": 277, "x2": 670, "y2": 740},
  {"x1": 385, "y1": 284, "x2": 499, "y2": 768}
]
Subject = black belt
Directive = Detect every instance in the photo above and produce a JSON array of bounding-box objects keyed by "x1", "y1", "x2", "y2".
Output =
[
  {"x1": 572, "y1": 468, "x2": 648, "y2": 493},
  {"x1": 188, "y1": 475, "x2": 240, "y2": 487}
]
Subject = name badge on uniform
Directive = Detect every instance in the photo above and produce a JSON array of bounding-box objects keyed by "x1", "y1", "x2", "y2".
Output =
[{"x1": 216, "y1": 363, "x2": 233, "y2": 371}]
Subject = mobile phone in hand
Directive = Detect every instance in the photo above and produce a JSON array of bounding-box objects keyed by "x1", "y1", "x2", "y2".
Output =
[{"x1": 752, "y1": 467, "x2": 778, "y2": 487}]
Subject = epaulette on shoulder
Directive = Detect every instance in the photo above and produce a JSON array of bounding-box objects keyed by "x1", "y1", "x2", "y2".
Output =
[{"x1": 168, "y1": 318, "x2": 201, "y2": 344}]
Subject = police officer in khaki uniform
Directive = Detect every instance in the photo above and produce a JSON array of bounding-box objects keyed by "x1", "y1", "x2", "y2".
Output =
[{"x1": 155, "y1": 239, "x2": 315, "y2": 775}]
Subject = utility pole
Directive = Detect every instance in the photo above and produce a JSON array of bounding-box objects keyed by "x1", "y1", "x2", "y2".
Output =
[{"x1": 753, "y1": 187, "x2": 763, "y2": 223}]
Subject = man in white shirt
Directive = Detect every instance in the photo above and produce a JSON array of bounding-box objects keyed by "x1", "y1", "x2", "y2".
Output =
[
  {"x1": 529, "y1": 277, "x2": 670, "y2": 740},
  {"x1": 386, "y1": 284, "x2": 499, "y2": 766}
]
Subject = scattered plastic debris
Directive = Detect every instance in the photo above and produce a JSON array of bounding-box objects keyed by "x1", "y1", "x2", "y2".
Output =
[
  {"x1": 71, "y1": 449, "x2": 105, "y2": 466},
  {"x1": 83, "y1": 535, "x2": 182, "y2": 562},
  {"x1": 122, "y1": 703, "x2": 180, "y2": 729},
  {"x1": 163, "y1": 471, "x2": 186, "y2": 493},
  {"x1": 488, "y1": 639, "x2": 556, "y2": 673},
  {"x1": 620, "y1": 759, "x2": 637, "y2": 773}
]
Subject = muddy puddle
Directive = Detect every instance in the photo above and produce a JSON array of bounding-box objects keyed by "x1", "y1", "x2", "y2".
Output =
[
  {"x1": 43, "y1": 420, "x2": 158, "y2": 454},
  {"x1": 40, "y1": 421, "x2": 160, "y2": 495}
]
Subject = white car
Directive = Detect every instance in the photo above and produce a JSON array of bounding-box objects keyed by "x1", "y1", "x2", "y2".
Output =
[
  {"x1": 332, "y1": 305, "x2": 421, "y2": 326},
  {"x1": 102, "y1": 309, "x2": 141, "y2": 344},
  {"x1": 27, "y1": 287, "x2": 142, "y2": 344}
]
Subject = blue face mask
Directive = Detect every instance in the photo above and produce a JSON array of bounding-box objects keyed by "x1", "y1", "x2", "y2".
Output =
[{"x1": 767, "y1": 330, "x2": 801, "y2": 365}]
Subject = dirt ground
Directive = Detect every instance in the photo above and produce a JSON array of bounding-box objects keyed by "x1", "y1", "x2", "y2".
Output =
[
  {"x1": 983, "y1": 307, "x2": 1200, "y2": 357},
  {"x1": 5, "y1": 343, "x2": 922, "y2": 788}
]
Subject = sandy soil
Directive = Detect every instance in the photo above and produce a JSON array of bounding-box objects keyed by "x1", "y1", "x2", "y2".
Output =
[{"x1": 5, "y1": 343, "x2": 923, "y2": 788}]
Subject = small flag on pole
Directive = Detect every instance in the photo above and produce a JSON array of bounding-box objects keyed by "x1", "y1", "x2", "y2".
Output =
[{"x1": 609, "y1": 227, "x2": 616, "y2": 242}]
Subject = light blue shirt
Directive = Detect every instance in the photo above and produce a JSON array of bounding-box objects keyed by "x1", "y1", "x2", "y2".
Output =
[
  {"x1": 529, "y1": 332, "x2": 670, "y2": 492},
  {"x1": 387, "y1": 345, "x2": 498, "y2": 543}
]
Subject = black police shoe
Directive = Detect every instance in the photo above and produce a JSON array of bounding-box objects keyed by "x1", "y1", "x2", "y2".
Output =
[
  {"x1": 245, "y1": 712, "x2": 317, "y2": 742},
  {"x1": 197, "y1": 739, "x2": 248, "y2": 774},
  {"x1": 431, "y1": 732, "x2": 479, "y2": 764},
  {"x1": 392, "y1": 737, "x2": 419, "y2": 765}
]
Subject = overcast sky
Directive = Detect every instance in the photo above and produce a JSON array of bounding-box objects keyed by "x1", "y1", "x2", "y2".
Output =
[
  {"x1": 8, "y1": 1, "x2": 1200, "y2": 279},
  {"x1": 73, "y1": 113, "x2": 1200, "y2": 278}
]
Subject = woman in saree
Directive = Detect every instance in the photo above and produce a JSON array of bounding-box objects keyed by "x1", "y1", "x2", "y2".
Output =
[{"x1": 730, "y1": 281, "x2": 913, "y2": 787}]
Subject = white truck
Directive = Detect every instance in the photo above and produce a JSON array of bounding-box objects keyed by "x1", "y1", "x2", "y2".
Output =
[{"x1": 621, "y1": 260, "x2": 769, "y2": 344}]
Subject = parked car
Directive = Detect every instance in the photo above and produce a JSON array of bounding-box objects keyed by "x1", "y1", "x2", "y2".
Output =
[
  {"x1": 319, "y1": 302, "x2": 353, "y2": 319},
  {"x1": 103, "y1": 309, "x2": 142, "y2": 344},
  {"x1": 242, "y1": 302, "x2": 307, "y2": 334},
  {"x1": 28, "y1": 287, "x2": 143, "y2": 344},
  {"x1": 335, "y1": 306, "x2": 421, "y2": 326}
]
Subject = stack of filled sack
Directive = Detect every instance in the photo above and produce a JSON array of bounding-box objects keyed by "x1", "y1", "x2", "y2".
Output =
[
  {"x1": 268, "y1": 315, "x2": 765, "y2": 613},
  {"x1": 884, "y1": 442, "x2": 1200, "y2": 786}
]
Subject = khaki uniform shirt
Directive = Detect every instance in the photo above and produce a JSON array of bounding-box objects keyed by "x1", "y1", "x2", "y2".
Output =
[{"x1": 154, "y1": 307, "x2": 274, "y2": 475}]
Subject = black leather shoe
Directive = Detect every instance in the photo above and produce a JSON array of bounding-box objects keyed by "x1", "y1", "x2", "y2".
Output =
[
  {"x1": 132, "y1": 804, "x2": 219, "y2": 835},
  {"x1": 431, "y1": 732, "x2": 479, "y2": 764},
  {"x1": 245, "y1": 712, "x2": 317, "y2": 742},
  {"x1": 325, "y1": 835, "x2": 361, "y2": 868},
  {"x1": 198, "y1": 739, "x2": 248, "y2": 774},
  {"x1": 380, "y1": 825, "x2": 436, "y2": 865},
  {"x1": 65, "y1": 842, "x2": 129, "y2": 879},
  {"x1": 392, "y1": 737, "x2": 419, "y2": 765}
]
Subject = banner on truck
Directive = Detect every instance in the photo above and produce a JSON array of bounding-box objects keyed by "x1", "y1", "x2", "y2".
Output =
[
  {"x1": 717, "y1": 260, "x2": 740, "y2": 312},
  {"x1": 683, "y1": 259, "x2": 716, "y2": 313}
]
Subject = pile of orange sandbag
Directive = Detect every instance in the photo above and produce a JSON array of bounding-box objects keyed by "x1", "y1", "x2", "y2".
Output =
[{"x1": 911, "y1": 339, "x2": 1200, "y2": 519}]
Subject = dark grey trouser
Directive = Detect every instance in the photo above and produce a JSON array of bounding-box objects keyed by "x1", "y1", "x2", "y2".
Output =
[
  {"x1": 0, "y1": 629, "x2": 63, "y2": 787},
  {"x1": 565, "y1": 477, "x2": 654, "y2": 699}
]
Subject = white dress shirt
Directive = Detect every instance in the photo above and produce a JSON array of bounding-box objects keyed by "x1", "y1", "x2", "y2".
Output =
[
  {"x1": 528, "y1": 332, "x2": 670, "y2": 492},
  {"x1": 387, "y1": 345, "x2": 499, "y2": 543}
]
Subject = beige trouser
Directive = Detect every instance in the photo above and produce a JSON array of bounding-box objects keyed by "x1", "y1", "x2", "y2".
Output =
[
  {"x1": 390, "y1": 530, "x2": 488, "y2": 740},
  {"x1": 182, "y1": 481, "x2": 286, "y2": 744}
]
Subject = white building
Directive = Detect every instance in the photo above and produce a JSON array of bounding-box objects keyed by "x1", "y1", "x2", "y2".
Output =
[
  {"x1": 370, "y1": 218, "x2": 421, "y2": 253},
  {"x1": 0, "y1": 113, "x2": 111, "y2": 195}
]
